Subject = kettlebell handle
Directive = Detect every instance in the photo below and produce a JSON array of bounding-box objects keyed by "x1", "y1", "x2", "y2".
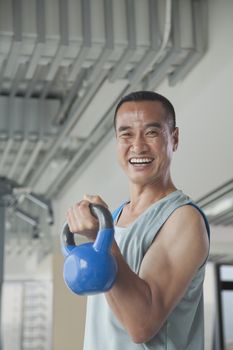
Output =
[{"x1": 61, "y1": 203, "x2": 114, "y2": 252}]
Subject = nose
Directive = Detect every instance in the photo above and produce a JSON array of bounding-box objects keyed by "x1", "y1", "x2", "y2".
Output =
[{"x1": 130, "y1": 134, "x2": 149, "y2": 154}]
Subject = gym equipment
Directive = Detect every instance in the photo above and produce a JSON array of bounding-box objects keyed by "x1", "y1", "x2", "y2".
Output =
[{"x1": 61, "y1": 204, "x2": 118, "y2": 295}]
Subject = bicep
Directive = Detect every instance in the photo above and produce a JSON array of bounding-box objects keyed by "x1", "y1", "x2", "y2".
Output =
[{"x1": 139, "y1": 205, "x2": 209, "y2": 319}]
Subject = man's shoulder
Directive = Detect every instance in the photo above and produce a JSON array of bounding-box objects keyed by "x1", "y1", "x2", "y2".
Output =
[
  {"x1": 158, "y1": 203, "x2": 209, "y2": 260},
  {"x1": 163, "y1": 203, "x2": 207, "y2": 234}
]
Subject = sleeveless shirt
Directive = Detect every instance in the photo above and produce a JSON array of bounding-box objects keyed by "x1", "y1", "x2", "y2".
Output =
[{"x1": 83, "y1": 190, "x2": 210, "y2": 350}]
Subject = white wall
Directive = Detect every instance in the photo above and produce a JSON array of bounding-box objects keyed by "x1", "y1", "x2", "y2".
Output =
[
  {"x1": 156, "y1": 0, "x2": 233, "y2": 199},
  {"x1": 53, "y1": 1, "x2": 233, "y2": 349}
]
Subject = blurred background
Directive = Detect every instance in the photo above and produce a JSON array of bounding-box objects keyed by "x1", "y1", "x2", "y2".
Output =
[{"x1": 0, "y1": 0, "x2": 233, "y2": 349}]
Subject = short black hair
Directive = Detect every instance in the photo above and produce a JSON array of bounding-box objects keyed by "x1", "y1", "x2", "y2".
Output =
[{"x1": 114, "y1": 90, "x2": 176, "y2": 131}]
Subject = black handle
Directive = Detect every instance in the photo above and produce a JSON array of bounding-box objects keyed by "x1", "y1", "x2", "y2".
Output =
[
  {"x1": 61, "y1": 204, "x2": 113, "y2": 248},
  {"x1": 89, "y1": 204, "x2": 113, "y2": 230}
]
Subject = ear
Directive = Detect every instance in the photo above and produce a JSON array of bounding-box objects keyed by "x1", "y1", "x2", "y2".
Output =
[{"x1": 172, "y1": 127, "x2": 179, "y2": 151}]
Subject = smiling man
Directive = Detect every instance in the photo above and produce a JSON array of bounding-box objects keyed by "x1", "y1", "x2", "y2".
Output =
[{"x1": 66, "y1": 91, "x2": 210, "y2": 350}]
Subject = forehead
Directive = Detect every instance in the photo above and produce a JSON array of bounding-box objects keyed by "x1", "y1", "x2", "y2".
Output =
[{"x1": 115, "y1": 100, "x2": 166, "y2": 126}]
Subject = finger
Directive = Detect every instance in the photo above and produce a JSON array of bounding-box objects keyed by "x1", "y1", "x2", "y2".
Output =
[
  {"x1": 74, "y1": 200, "x2": 98, "y2": 230},
  {"x1": 66, "y1": 206, "x2": 80, "y2": 233},
  {"x1": 83, "y1": 194, "x2": 108, "y2": 208}
]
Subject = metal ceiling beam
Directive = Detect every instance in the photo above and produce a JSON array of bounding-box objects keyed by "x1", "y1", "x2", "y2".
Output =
[
  {"x1": 36, "y1": 0, "x2": 46, "y2": 42},
  {"x1": 129, "y1": 0, "x2": 160, "y2": 88},
  {"x1": 197, "y1": 179, "x2": 233, "y2": 207},
  {"x1": 169, "y1": 0, "x2": 207, "y2": 85},
  {"x1": 56, "y1": 0, "x2": 114, "y2": 125},
  {"x1": 109, "y1": 0, "x2": 136, "y2": 82},
  {"x1": 201, "y1": 188, "x2": 233, "y2": 210},
  {"x1": 15, "y1": 208, "x2": 38, "y2": 228},
  {"x1": 45, "y1": 46, "x2": 67, "y2": 83},
  {"x1": 12, "y1": 0, "x2": 23, "y2": 41},
  {"x1": 4, "y1": 42, "x2": 22, "y2": 80},
  {"x1": 68, "y1": 46, "x2": 89, "y2": 83},
  {"x1": 8, "y1": 139, "x2": 28, "y2": 179},
  {"x1": 0, "y1": 139, "x2": 14, "y2": 175},
  {"x1": 145, "y1": 0, "x2": 183, "y2": 90},
  {"x1": 25, "y1": 0, "x2": 46, "y2": 82},
  {"x1": 28, "y1": 69, "x2": 108, "y2": 188},
  {"x1": 19, "y1": 140, "x2": 44, "y2": 185},
  {"x1": 146, "y1": 49, "x2": 183, "y2": 90},
  {"x1": 40, "y1": 0, "x2": 69, "y2": 99},
  {"x1": 196, "y1": 178, "x2": 233, "y2": 226},
  {"x1": 53, "y1": 69, "x2": 86, "y2": 124},
  {"x1": 40, "y1": 80, "x2": 53, "y2": 100},
  {"x1": 9, "y1": 64, "x2": 27, "y2": 98},
  {"x1": 25, "y1": 67, "x2": 40, "y2": 98},
  {"x1": 59, "y1": 0, "x2": 69, "y2": 45},
  {"x1": 25, "y1": 44, "x2": 44, "y2": 82},
  {"x1": 210, "y1": 209, "x2": 233, "y2": 225},
  {"x1": 0, "y1": 59, "x2": 6, "y2": 91},
  {"x1": 68, "y1": 0, "x2": 91, "y2": 81},
  {"x1": 85, "y1": 0, "x2": 114, "y2": 86},
  {"x1": 4, "y1": 0, "x2": 22, "y2": 79}
]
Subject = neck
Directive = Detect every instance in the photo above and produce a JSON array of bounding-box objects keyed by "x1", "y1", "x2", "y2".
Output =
[{"x1": 128, "y1": 178, "x2": 177, "y2": 212}]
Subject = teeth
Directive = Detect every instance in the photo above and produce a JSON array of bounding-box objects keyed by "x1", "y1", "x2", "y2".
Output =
[{"x1": 130, "y1": 158, "x2": 153, "y2": 164}]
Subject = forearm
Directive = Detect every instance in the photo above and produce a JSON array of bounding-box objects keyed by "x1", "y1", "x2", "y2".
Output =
[{"x1": 105, "y1": 241, "x2": 162, "y2": 343}]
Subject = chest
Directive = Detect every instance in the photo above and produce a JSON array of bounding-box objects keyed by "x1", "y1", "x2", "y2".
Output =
[{"x1": 116, "y1": 206, "x2": 146, "y2": 227}]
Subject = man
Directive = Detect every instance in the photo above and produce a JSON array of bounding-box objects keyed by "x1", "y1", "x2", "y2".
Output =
[{"x1": 66, "y1": 91, "x2": 210, "y2": 350}]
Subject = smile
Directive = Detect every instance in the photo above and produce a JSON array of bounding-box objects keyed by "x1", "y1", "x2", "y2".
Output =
[{"x1": 129, "y1": 157, "x2": 154, "y2": 165}]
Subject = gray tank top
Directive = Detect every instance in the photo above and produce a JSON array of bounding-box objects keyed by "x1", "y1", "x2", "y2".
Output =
[{"x1": 83, "y1": 190, "x2": 210, "y2": 350}]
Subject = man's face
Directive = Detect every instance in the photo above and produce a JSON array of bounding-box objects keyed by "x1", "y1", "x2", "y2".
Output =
[{"x1": 115, "y1": 100, "x2": 179, "y2": 186}]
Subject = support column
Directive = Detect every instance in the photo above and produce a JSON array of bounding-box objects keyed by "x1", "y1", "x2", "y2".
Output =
[
  {"x1": 0, "y1": 204, "x2": 5, "y2": 350},
  {"x1": 52, "y1": 235, "x2": 87, "y2": 350}
]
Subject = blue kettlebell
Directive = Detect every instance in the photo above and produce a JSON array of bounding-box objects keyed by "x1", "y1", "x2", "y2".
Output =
[{"x1": 61, "y1": 204, "x2": 118, "y2": 295}]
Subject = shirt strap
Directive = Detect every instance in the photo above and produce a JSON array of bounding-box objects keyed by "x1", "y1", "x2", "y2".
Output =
[{"x1": 112, "y1": 202, "x2": 127, "y2": 222}]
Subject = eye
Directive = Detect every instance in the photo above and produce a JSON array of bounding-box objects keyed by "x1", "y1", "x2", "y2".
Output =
[
  {"x1": 146, "y1": 129, "x2": 159, "y2": 137},
  {"x1": 119, "y1": 132, "x2": 132, "y2": 138}
]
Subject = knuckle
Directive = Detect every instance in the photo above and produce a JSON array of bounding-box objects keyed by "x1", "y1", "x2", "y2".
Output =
[
  {"x1": 79, "y1": 200, "x2": 88, "y2": 207},
  {"x1": 66, "y1": 207, "x2": 72, "y2": 215},
  {"x1": 92, "y1": 196, "x2": 102, "y2": 203},
  {"x1": 74, "y1": 202, "x2": 81, "y2": 209}
]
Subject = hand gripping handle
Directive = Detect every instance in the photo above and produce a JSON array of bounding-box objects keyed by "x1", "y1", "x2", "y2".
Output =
[{"x1": 61, "y1": 204, "x2": 114, "y2": 255}]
